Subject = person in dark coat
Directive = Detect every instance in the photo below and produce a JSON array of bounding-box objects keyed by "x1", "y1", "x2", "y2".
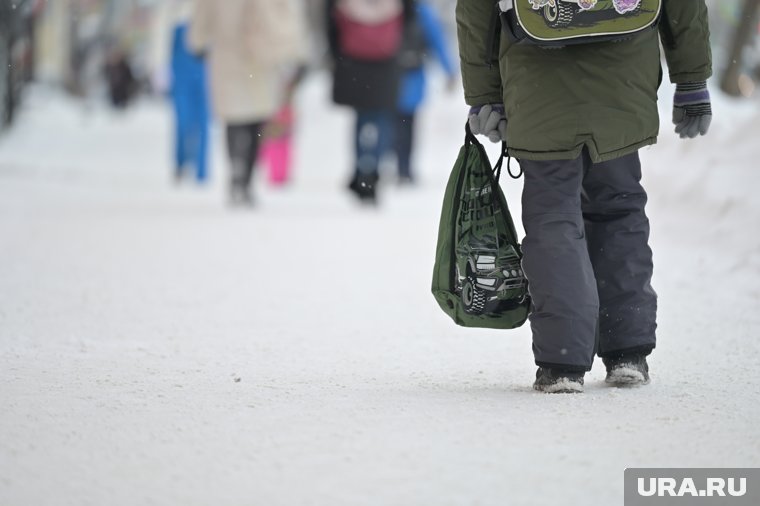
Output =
[
  {"x1": 104, "y1": 48, "x2": 137, "y2": 109},
  {"x1": 326, "y1": 0, "x2": 414, "y2": 203}
]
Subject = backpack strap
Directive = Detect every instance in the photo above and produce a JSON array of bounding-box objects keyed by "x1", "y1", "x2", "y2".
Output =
[{"x1": 465, "y1": 124, "x2": 522, "y2": 181}]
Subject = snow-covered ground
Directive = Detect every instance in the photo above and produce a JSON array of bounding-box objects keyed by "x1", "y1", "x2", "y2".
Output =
[{"x1": 1, "y1": 74, "x2": 758, "y2": 506}]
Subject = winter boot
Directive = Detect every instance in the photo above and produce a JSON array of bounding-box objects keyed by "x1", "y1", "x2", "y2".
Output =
[
  {"x1": 603, "y1": 354, "x2": 650, "y2": 386},
  {"x1": 533, "y1": 367, "x2": 585, "y2": 394},
  {"x1": 348, "y1": 172, "x2": 378, "y2": 204},
  {"x1": 228, "y1": 183, "x2": 253, "y2": 208}
]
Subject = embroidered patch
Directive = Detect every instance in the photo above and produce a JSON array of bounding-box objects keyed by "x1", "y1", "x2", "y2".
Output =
[{"x1": 612, "y1": 0, "x2": 640, "y2": 15}]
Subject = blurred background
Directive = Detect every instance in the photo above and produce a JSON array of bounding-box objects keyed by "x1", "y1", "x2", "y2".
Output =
[
  {"x1": 0, "y1": 0, "x2": 757, "y2": 183},
  {"x1": 0, "y1": 0, "x2": 757, "y2": 192},
  {"x1": 1, "y1": 1, "x2": 759, "y2": 505},
  {"x1": 1, "y1": 0, "x2": 758, "y2": 115}
]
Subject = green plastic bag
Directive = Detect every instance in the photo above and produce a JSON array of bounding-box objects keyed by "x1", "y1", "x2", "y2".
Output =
[{"x1": 432, "y1": 126, "x2": 530, "y2": 330}]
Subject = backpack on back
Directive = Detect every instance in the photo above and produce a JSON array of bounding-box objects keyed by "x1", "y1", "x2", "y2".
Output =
[
  {"x1": 335, "y1": 0, "x2": 405, "y2": 61},
  {"x1": 500, "y1": 0, "x2": 662, "y2": 47}
]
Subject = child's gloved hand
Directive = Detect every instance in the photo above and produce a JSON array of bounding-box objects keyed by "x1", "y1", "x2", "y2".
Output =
[
  {"x1": 673, "y1": 81, "x2": 712, "y2": 139},
  {"x1": 468, "y1": 104, "x2": 507, "y2": 143}
]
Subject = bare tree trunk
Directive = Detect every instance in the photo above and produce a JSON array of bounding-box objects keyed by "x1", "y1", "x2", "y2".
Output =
[{"x1": 721, "y1": 0, "x2": 760, "y2": 96}]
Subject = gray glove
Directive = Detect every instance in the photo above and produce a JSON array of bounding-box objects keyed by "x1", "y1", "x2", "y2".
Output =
[
  {"x1": 673, "y1": 81, "x2": 712, "y2": 139},
  {"x1": 468, "y1": 104, "x2": 507, "y2": 143}
]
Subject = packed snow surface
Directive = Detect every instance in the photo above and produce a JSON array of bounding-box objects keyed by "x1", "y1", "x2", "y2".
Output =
[{"x1": 1, "y1": 75, "x2": 759, "y2": 506}]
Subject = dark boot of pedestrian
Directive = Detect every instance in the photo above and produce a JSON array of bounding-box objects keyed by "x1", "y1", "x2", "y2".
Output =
[
  {"x1": 533, "y1": 367, "x2": 585, "y2": 394},
  {"x1": 603, "y1": 354, "x2": 650, "y2": 386},
  {"x1": 348, "y1": 172, "x2": 378, "y2": 205}
]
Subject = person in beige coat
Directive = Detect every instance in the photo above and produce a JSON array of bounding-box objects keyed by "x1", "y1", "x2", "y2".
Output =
[{"x1": 189, "y1": 0, "x2": 307, "y2": 205}]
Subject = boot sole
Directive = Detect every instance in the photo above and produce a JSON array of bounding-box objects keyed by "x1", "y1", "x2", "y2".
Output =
[
  {"x1": 533, "y1": 378, "x2": 584, "y2": 394},
  {"x1": 605, "y1": 367, "x2": 650, "y2": 386}
]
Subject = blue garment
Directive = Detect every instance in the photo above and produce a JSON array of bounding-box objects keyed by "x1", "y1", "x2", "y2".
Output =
[
  {"x1": 170, "y1": 23, "x2": 210, "y2": 182},
  {"x1": 397, "y1": 2, "x2": 456, "y2": 114},
  {"x1": 355, "y1": 109, "x2": 393, "y2": 176}
]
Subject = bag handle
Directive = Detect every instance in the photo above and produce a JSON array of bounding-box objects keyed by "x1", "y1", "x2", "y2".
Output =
[
  {"x1": 464, "y1": 123, "x2": 522, "y2": 180},
  {"x1": 464, "y1": 122, "x2": 478, "y2": 146}
]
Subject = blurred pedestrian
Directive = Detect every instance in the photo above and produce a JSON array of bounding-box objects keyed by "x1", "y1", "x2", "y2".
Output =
[
  {"x1": 326, "y1": 0, "x2": 414, "y2": 204},
  {"x1": 103, "y1": 47, "x2": 137, "y2": 109},
  {"x1": 459, "y1": 0, "x2": 712, "y2": 392},
  {"x1": 170, "y1": 2, "x2": 209, "y2": 184},
  {"x1": 189, "y1": 0, "x2": 306, "y2": 206},
  {"x1": 393, "y1": 0, "x2": 456, "y2": 185}
]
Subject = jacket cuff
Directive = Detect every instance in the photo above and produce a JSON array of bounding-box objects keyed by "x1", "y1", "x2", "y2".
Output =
[{"x1": 669, "y1": 69, "x2": 713, "y2": 85}]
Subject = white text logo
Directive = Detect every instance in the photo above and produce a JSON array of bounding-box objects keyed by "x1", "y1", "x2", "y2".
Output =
[{"x1": 637, "y1": 477, "x2": 747, "y2": 498}]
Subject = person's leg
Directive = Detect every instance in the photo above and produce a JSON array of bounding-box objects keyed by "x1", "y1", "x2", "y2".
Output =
[
  {"x1": 173, "y1": 98, "x2": 189, "y2": 179},
  {"x1": 242, "y1": 122, "x2": 263, "y2": 189},
  {"x1": 521, "y1": 154, "x2": 599, "y2": 373},
  {"x1": 351, "y1": 110, "x2": 384, "y2": 201},
  {"x1": 355, "y1": 110, "x2": 382, "y2": 176},
  {"x1": 225, "y1": 122, "x2": 263, "y2": 203},
  {"x1": 226, "y1": 123, "x2": 247, "y2": 190},
  {"x1": 395, "y1": 112, "x2": 415, "y2": 182},
  {"x1": 194, "y1": 96, "x2": 210, "y2": 183},
  {"x1": 581, "y1": 150, "x2": 657, "y2": 359},
  {"x1": 353, "y1": 112, "x2": 365, "y2": 180},
  {"x1": 174, "y1": 116, "x2": 186, "y2": 177},
  {"x1": 184, "y1": 115, "x2": 200, "y2": 181},
  {"x1": 375, "y1": 110, "x2": 393, "y2": 165}
]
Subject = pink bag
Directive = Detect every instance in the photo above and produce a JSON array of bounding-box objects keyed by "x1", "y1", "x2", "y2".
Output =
[{"x1": 261, "y1": 106, "x2": 295, "y2": 185}]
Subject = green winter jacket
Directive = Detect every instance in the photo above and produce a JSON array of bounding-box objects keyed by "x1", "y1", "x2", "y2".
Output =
[{"x1": 456, "y1": 1, "x2": 712, "y2": 162}]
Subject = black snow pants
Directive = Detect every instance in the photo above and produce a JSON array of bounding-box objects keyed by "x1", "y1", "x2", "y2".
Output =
[
  {"x1": 226, "y1": 122, "x2": 264, "y2": 191},
  {"x1": 520, "y1": 149, "x2": 657, "y2": 372}
]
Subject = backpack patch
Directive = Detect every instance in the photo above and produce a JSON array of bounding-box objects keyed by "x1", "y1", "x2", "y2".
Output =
[{"x1": 504, "y1": 0, "x2": 662, "y2": 46}]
